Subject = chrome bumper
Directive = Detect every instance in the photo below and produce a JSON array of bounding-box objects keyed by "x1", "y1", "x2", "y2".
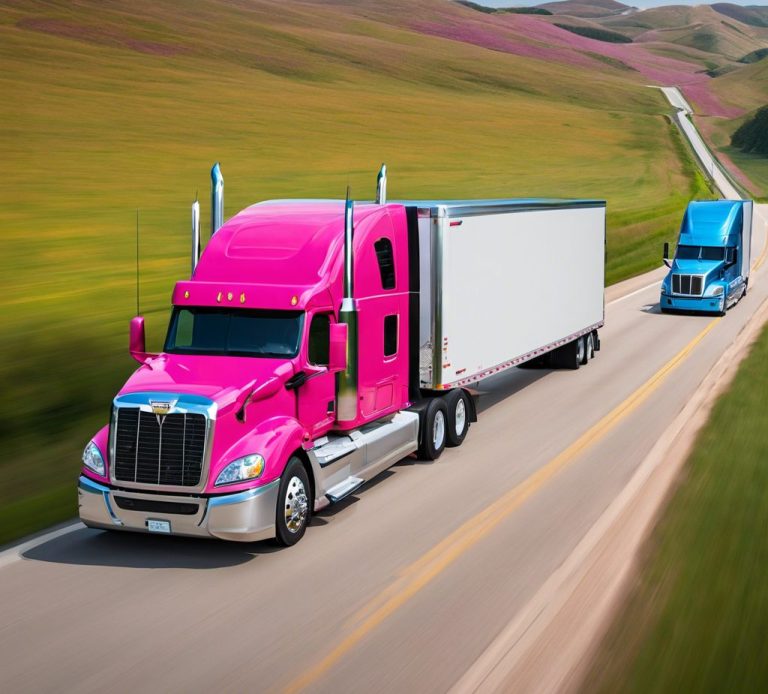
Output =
[{"x1": 78, "y1": 475, "x2": 279, "y2": 542}]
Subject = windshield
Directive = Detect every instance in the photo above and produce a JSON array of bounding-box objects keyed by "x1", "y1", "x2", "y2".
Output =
[
  {"x1": 675, "y1": 245, "x2": 725, "y2": 261},
  {"x1": 165, "y1": 307, "x2": 303, "y2": 358}
]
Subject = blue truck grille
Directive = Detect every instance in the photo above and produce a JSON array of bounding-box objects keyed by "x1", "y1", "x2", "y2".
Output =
[
  {"x1": 113, "y1": 409, "x2": 207, "y2": 486},
  {"x1": 672, "y1": 274, "x2": 703, "y2": 296}
]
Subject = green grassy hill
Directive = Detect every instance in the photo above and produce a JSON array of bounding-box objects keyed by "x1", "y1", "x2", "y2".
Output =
[
  {"x1": 0, "y1": 0, "x2": 711, "y2": 544},
  {"x1": 704, "y1": 58, "x2": 768, "y2": 197}
]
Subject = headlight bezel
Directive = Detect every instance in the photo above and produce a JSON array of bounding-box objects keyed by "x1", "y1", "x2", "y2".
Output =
[
  {"x1": 82, "y1": 441, "x2": 106, "y2": 477},
  {"x1": 215, "y1": 454, "x2": 265, "y2": 487},
  {"x1": 709, "y1": 284, "x2": 725, "y2": 297}
]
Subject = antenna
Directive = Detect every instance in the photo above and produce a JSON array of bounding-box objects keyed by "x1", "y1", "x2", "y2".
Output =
[{"x1": 135, "y1": 208, "x2": 140, "y2": 316}]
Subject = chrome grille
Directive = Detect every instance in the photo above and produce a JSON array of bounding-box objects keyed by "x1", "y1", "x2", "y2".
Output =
[
  {"x1": 113, "y1": 409, "x2": 207, "y2": 486},
  {"x1": 671, "y1": 274, "x2": 704, "y2": 296}
]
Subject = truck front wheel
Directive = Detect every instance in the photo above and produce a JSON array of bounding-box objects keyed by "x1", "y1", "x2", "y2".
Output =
[
  {"x1": 274, "y1": 457, "x2": 311, "y2": 547},
  {"x1": 418, "y1": 398, "x2": 448, "y2": 460}
]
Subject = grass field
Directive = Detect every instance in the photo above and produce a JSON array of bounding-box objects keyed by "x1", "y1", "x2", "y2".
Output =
[
  {"x1": 582, "y1": 319, "x2": 768, "y2": 693},
  {"x1": 0, "y1": 0, "x2": 712, "y2": 545},
  {"x1": 704, "y1": 59, "x2": 768, "y2": 199}
]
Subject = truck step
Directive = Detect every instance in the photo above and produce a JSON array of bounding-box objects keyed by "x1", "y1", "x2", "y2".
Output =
[
  {"x1": 325, "y1": 476, "x2": 365, "y2": 503},
  {"x1": 312, "y1": 435, "x2": 359, "y2": 468}
]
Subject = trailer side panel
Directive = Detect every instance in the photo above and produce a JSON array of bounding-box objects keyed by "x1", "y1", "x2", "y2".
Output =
[{"x1": 435, "y1": 204, "x2": 605, "y2": 388}]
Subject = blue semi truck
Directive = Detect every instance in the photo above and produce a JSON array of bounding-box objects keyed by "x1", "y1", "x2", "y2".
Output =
[{"x1": 661, "y1": 200, "x2": 754, "y2": 315}]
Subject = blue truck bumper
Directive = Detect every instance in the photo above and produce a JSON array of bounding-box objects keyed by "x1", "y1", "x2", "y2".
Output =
[{"x1": 660, "y1": 294, "x2": 724, "y2": 313}]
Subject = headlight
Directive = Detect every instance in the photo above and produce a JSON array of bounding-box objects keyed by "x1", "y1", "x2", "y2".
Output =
[
  {"x1": 82, "y1": 441, "x2": 105, "y2": 476},
  {"x1": 711, "y1": 285, "x2": 724, "y2": 296},
  {"x1": 215, "y1": 454, "x2": 265, "y2": 486}
]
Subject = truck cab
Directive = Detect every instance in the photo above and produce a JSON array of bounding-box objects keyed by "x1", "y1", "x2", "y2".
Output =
[
  {"x1": 79, "y1": 197, "x2": 422, "y2": 546},
  {"x1": 660, "y1": 200, "x2": 753, "y2": 315}
]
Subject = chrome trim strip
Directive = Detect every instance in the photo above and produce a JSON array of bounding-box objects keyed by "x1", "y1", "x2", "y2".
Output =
[
  {"x1": 103, "y1": 494, "x2": 123, "y2": 526},
  {"x1": 431, "y1": 212, "x2": 445, "y2": 387},
  {"x1": 208, "y1": 479, "x2": 280, "y2": 507},
  {"x1": 79, "y1": 476, "x2": 110, "y2": 494},
  {"x1": 78, "y1": 476, "x2": 122, "y2": 525},
  {"x1": 408, "y1": 199, "x2": 606, "y2": 219}
]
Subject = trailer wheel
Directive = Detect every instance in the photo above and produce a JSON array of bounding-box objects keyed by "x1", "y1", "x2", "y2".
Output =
[
  {"x1": 445, "y1": 389, "x2": 471, "y2": 447},
  {"x1": 274, "y1": 457, "x2": 311, "y2": 547},
  {"x1": 418, "y1": 398, "x2": 448, "y2": 460},
  {"x1": 554, "y1": 337, "x2": 583, "y2": 370},
  {"x1": 581, "y1": 333, "x2": 594, "y2": 365}
]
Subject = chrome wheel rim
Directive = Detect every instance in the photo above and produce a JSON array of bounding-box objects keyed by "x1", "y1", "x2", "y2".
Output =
[
  {"x1": 454, "y1": 398, "x2": 467, "y2": 437},
  {"x1": 587, "y1": 335, "x2": 594, "y2": 358},
  {"x1": 577, "y1": 339, "x2": 585, "y2": 363},
  {"x1": 284, "y1": 475, "x2": 308, "y2": 534},
  {"x1": 433, "y1": 410, "x2": 446, "y2": 450}
]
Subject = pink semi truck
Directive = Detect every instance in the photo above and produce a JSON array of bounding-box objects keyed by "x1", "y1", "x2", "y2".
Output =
[{"x1": 78, "y1": 165, "x2": 606, "y2": 545}]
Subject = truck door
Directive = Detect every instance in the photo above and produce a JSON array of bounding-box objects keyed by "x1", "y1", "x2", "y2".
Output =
[{"x1": 298, "y1": 312, "x2": 337, "y2": 438}]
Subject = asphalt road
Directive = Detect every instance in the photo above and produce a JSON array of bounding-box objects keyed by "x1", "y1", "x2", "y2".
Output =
[
  {"x1": 660, "y1": 86, "x2": 742, "y2": 200},
  {"x1": 2, "y1": 208, "x2": 766, "y2": 693}
]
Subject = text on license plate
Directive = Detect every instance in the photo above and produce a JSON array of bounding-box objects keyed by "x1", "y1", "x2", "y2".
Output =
[{"x1": 147, "y1": 519, "x2": 171, "y2": 534}]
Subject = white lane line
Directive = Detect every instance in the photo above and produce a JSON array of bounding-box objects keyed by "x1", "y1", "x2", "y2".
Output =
[
  {"x1": 0, "y1": 522, "x2": 84, "y2": 570},
  {"x1": 608, "y1": 278, "x2": 661, "y2": 305}
]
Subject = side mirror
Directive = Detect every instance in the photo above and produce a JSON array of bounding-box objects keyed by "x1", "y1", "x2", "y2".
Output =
[
  {"x1": 129, "y1": 316, "x2": 147, "y2": 363},
  {"x1": 663, "y1": 242, "x2": 671, "y2": 269},
  {"x1": 329, "y1": 323, "x2": 348, "y2": 372}
]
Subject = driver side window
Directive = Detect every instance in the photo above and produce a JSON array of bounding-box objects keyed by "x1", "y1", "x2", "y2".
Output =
[{"x1": 308, "y1": 314, "x2": 330, "y2": 366}]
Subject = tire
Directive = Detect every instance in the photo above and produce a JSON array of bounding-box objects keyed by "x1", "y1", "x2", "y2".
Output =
[
  {"x1": 445, "y1": 389, "x2": 471, "y2": 448},
  {"x1": 553, "y1": 337, "x2": 583, "y2": 370},
  {"x1": 581, "y1": 333, "x2": 594, "y2": 365},
  {"x1": 274, "y1": 457, "x2": 311, "y2": 547},
  {"x1": 417, "y1": 398, "x2": 448, "y2": 460}
]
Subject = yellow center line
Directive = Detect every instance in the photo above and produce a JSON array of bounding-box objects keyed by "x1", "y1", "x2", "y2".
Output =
[{"x1": 283, "y1": 317, "x2": 720, "y2": 694}]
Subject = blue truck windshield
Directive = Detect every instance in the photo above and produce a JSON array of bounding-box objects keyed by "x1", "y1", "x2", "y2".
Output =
[
  {"x1": 165, "y1": 307, "x2": 303, "y2": 358},
  {"x1": 676, "y1": 245, "x2": 725, "y2": 261}
]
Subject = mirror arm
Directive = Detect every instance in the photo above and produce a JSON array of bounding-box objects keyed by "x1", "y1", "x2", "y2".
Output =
[{"x1": 285, "y1": 371, "x2": 309, "y2": 391}]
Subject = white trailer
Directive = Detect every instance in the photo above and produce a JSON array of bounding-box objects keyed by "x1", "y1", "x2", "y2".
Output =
[{"x1": 412, "y1": 200, "x2": 606, "y2": 389}]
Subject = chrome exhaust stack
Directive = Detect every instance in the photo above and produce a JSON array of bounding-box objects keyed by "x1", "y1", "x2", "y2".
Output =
[
  {"x1": 211, "y1": 162, "x2": 224, "y2": 235},
  {"x1": 191, "y1": 197, "x2": 200, "y2": 276},
  {"x1": 337, "y1": 189, "x2": 359, "y2": 423},
  {"x1": 376, "y1": 163, "x2": 387, "y2": 205}
]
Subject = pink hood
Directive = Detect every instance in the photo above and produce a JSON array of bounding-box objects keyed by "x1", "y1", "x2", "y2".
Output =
[{"x1": 118, "y1": 353, "x2": 294, "y2": 416}]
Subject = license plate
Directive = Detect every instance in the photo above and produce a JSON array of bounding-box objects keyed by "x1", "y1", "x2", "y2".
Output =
[{"x1": 146, "y1": 519, "x2": 171, "y2": 534}]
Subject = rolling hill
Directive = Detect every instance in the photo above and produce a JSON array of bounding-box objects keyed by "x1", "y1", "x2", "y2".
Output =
[
  {"x1": 537, "y1": 0, "x2": 631, "y2": 18},
  {"x1": 712, "y1": 3, "x2": 768, "y2": 28},
  {"x1": 0, "y1": 0, "x2": 716, "y2": 542}
]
